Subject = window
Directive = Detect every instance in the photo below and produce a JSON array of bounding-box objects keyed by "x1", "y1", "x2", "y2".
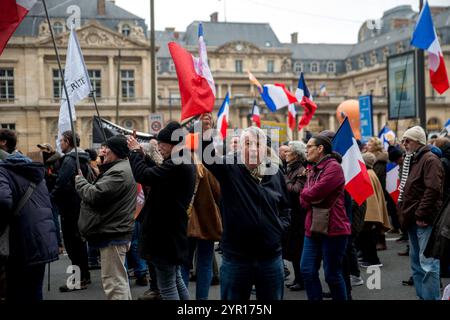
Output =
[
  {"x1": 267, "y1": 60, "x2": 274, "y2": 73},
  {"x1": 122, "y1": 24, "x2": 130, "y2": 37},
  {"x1": 382, "y1": 86, "x2": 387, "y2": 97},
  {"x1": 358, "y1": 55, "x2": 365, "y2": 69},
  {"x1": 346, "y1": 59, "x2": 352, "y2": 72},
  {"x1": 327, "y1": 62, "x2": 335, "y2": 73},
  {"x1": 53, "y1": 22, "x2": 64, "y2": 35},
  {"x1": 121, "y1": 70, "x2": 135, "y2": 100},
  {"x1": 52, "y1": 69, "x2": 63, "y2": 99},
  {"x1": 88, "y1": 70, "x2": 101, "y2": 98},
  {"x1": 156, "y1": 61, "x2": 161, "y2": 72},
  {"x1": 169, "y1": 61, "x2": 175, "y2": 73},
  {"x1": 235, "y1": 60, "x2": 243, "y2": 73},
  {"x1": 311, "y1": 62, "x2": 319, "y2": 73},
  {"x1": 1, "y1": 123, "x2": 15, "y2": 130},
  {"x1": 294, "y1": 62, "x2": 303, "y2": 73},
  {"x1": 0, "y1": 68, "x2": 14, "y2": 101}
]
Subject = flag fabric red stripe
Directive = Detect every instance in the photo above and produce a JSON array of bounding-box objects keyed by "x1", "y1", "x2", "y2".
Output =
[
  {"x1": 168, "y1": 42, "x2": 215, "y2": 121},
  {"x1": 252, "y1": 114, "x2": 261, "y2": 128},
  {"x1": 288, "y1": 111, "x2": 296, "y2": 130},
  {"x1": 345, "y1": 161, "x2": 374, "y2": 205},
  {"x1": 297, "y1": 97, "x2": 317, "y2": 131},
  {"x1": 0, "y1": 1, "x2": 31, "y2": 56},
  {"x1": 430, "y1": 55, "x2": 450, "y2": 94},
  {"x1": 220, "y1": 116, "x2": 228, "y2": 139}
]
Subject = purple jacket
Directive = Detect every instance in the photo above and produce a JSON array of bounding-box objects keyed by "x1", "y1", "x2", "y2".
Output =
[{"x1": 300, "y1": 156, "x2": 351, "y2": 237}]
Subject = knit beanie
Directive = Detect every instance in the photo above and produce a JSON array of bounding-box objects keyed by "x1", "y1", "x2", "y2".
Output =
[
  {"x1": 105, "y1": 135, "x2": 129, "y2": 159},
  {"x1": 156, "y1": 121, "x2": 183, "y2": 145},
  {"x1": 402, "y1": 126, "x2": 426, "y2": 145},
  {"x1": 362, "y1": 152, "x2": 376, "y2": 169}
]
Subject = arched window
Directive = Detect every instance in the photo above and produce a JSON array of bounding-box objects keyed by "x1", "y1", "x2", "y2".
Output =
[
  {"x1": 53, "y1": 22, "x2": 64, "y2": 34},
  {"x1": 327, "y1": 62, "x2": 335, "y2": 73},
  {"x1": 294, "y1": 62, "x2": 303, "y2": 73},
  {"x1": 122, "y1": 24, "x2": 130, "y2": 37},
  {"x1": 311, "y1": 62, "x2": 319, "y2": 73}
]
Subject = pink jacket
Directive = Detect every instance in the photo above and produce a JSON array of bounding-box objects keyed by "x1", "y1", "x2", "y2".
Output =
[{"x1": 300, "y1": 157, "x2": 351, "y2": 237}]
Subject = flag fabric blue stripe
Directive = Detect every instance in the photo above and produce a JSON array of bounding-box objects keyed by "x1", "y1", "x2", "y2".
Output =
[
  {"x1": 218, "y1": 93, "x2": 229, "y2": 117},
  {"x1": 386, "y1": 162, "x2": 397, "y2": 172},
  {"x1": 332, "y1": 118, "x2": 354, "y2": 156},
  {"x1": 198, "y1": 22, "x2": 204, "y2": 38},
  {"x1": 261, "y1": 86, "x2": 278, "y2": 112},
  {"x1": 297, "y1": 73, "x2": 310, "y2": 98},
  {"x1": 411, "y1": 1, "x2": 435, "y2": 50}
]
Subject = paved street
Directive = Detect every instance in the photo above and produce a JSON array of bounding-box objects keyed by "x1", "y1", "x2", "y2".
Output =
[{"x1": 43, "y1": 234, "x2": 449, "y2": 300}]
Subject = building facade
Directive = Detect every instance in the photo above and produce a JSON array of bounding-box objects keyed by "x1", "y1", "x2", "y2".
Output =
[{"x1": 1, "y1": 1, "x2": 450, "y2": 153}]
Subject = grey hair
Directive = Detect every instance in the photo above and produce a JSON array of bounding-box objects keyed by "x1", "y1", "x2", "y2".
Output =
[
  {"x1": 239, "y1": 126, "x2": 267, "y2": 147},
  {"x1": 288, "y1": 140, "x2": 306, "y2": 161},
  {"x1": 141, "y1": 141, "x2": 163, "y2": 165}
]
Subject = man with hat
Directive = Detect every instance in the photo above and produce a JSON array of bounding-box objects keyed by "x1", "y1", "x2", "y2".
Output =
[
  {"x1": 127, "y1": 121, "x2": 196, "y2": 300},
  {"x1": 75, "y1": 134, "x2": 137, "y2": 300},
  {"x1": 398, "y1": 126, "x2": 444, "y2": 300}
]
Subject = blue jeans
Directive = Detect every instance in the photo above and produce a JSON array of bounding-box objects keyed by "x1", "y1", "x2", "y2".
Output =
[
  {"x1": 220, "y1": 254, "x2": 284, "y2": 300},
  {"x1": 408, "y1": 224, "x2": 440, "y2": 300},
  {"x1": 126, "y1": 221, "x2": 147, "y2": 278},
  {"x1": 181, "y1": 239, "x2": 215, "y2": 300},
  {"x1": 153, "y1": 262, "x2": 189, "y2": 300},
  {"x1": 301, "y1": 235, "x2": 348, "y2": 300}
]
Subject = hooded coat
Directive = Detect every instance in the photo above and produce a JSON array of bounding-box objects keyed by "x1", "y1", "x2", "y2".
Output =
[{"x1": 0, "y1": 154, "x2": 59, "y2": 266}]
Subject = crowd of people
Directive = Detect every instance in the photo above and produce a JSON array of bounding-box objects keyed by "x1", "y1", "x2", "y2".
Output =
[{"x1": 0, "y1": 115, "x2": 449, "y2": 301}]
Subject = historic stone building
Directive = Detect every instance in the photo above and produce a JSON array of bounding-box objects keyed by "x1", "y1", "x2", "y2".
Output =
[
  {"x1": 1, "y1": 1, "x2": 449, "y2": 153},
  {"x1": 0, "y1": 0, "x2": 152, "y2": 152}
]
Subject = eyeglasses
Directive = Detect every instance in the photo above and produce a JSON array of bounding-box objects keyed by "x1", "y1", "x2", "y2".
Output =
[
  {"x1": 306, "y1": 144, "x2": 318, "y2": 149},
  {"x1": 401, "y1": 138, "x2": 411, "y2": 144}
]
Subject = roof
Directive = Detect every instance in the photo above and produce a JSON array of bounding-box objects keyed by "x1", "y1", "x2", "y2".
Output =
[
  {"x1": 155, "y1": 30, "x2": 186, "y2": 58},
  {"x1": 286, "y1": 43, "x2": 354, "y2": 60},
  {"x1": 183, "y1": 21, "x2": 283, "y2": 48},
  {"x1": 13, "y1": 0, "x2": 147, "y2": 37}
]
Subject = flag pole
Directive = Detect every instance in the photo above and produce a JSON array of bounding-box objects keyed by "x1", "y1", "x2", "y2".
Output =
[
  {"x1": 91, "y1": 93, "x2": 108, "y2": 143},
  {"x1": 42, "y1": 0, "x2": 80, "y2": 172}
]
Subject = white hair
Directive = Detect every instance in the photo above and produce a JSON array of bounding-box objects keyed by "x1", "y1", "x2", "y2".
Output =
[{"x1": 288, "y1": 140, "x2": 306, "y2": 161}]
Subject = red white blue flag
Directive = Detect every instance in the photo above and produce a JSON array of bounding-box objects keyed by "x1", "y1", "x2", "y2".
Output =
[
  {"x1": 411, "y1": 1, "x2": 449, "y2": 94},
  {"x1": 217, "y1": 93, "x2": 230, "y2": 139},
  {"x1": 332, "y1": 117, "x2": 374, "y2": 205}
]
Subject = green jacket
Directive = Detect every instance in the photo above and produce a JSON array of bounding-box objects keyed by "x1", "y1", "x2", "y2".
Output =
[
  {"x1": 0, "y1": 149, "x2": 9, "y2": 160},
  {"x1": 75, "y1": 159, "x2": 137, "y2": 243}
]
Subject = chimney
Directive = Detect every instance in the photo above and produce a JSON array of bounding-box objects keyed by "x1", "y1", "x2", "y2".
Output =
[
  {"x1": 210, "y1": 12, "x2": 218, "y2": 22},
  {"x1": 291, "y1": 32, "x2": 298, "y2": 44},
  {"x1": 98, "y1": 0, "x2": 106, "y2": 16}
]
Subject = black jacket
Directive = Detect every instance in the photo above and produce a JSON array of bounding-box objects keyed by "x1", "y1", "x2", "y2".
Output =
[
  {"x1": 129, "y1": 150, "x2": 195, "y2": 265},
  {"x1": 202, "y1": 140, "x2": 291, "y2": 261},
  {"x1": 50, "y1": 149, "x2": 91, "y2": 217},
  {"x1": 0, "y1": 155, "x2": 59, "y2": 266}
]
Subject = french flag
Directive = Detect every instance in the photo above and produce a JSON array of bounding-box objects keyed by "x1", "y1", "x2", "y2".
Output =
[
  {"x1": 386, "y1": 162, "x2": 400, "y2": 204},
  {"x1": 168, "y1": 23, "x2": 215, "y2": 121},
  {"x1": 217, "y1": 93, "x2": 230, "y2": 139},
  {"x1": 411, "y1": 1, "x2": 449, "y2": 94},
  {"x1": 332, "y1": 117, "x2": 374, "y2": 205},
  {"x1": 0, "y1": 0, "x2": 37, "y2": 56},
  {"x1": 288, "y1": 104, "x2": 296, "y2": 131},
  {"x1": 261, "y1": 83, "x2": 298, "y2": 112},
  {"x1": 444, "y1": 118, "x2": 450, "y2": 133},
  {"x1": 251, "y1": 100, "x2": 261, "y2": 128},
  {"x1": 378, "y1": 125, "x2": 396, "y2": 150},
  {"x1": 296, "y1": 73, "x2": 317, "y2": 131}
]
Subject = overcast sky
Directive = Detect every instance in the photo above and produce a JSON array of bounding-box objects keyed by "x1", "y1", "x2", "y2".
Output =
[{"x1": 114, "y1": 0, "x2": 449, "y2": 44}]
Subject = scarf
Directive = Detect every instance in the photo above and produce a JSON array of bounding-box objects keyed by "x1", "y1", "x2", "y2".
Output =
[{"x1": 398, "y1": 152, "x2": 414, "y2": 203}]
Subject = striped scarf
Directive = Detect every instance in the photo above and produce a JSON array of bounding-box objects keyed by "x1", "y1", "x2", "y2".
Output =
[{"x1": 398, "y1": 152, "x2": 414, "y2": 203}]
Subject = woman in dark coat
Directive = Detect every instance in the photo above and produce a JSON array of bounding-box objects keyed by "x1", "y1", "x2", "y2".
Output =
[{"x1": 283, "y1": 141, "x2": 307, "y2": 291}]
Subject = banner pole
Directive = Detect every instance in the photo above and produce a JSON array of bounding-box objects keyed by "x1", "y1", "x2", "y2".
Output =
[
  {"x1": 91, "y1": 93, "x2": 108, "y2": 143},
  {"x1": 42, "y1": 0, "x2": 80, "y2": 172}
]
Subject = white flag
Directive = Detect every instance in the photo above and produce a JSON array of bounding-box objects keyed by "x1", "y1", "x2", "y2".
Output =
[{"x1": 57, "y1": 27, "x2": 92, "y2": 151}]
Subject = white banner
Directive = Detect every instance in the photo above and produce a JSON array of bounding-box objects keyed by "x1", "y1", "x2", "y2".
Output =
[{"x1": 57, "y1": 27, "x2": 92, "y2": 151}]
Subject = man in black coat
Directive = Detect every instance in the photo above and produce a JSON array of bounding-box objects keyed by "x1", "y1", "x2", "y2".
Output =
[
  {"x1": 0, "y1": 153, "x2": 59, "y2": 301},
  {"x1": 50, "y1": 130, "x2": 92, "y2": 291},
  {"x1": 127, "y1": 121, "x2": 195, "y2": 300},
  {"x1": 200, "y1": 113, "x2": 291, "y2": 300}
]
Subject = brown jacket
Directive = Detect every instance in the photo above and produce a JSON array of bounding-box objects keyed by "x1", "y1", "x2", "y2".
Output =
[
  {"x1": 398, "y1": 145, "x2": 444, "y2": 228},
  {"x1": 364, "y1": 169, "x2": 391, "y2": 231},
  {"x1": 187, "y1": 164, "x2": 223, "y2": 241}
]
